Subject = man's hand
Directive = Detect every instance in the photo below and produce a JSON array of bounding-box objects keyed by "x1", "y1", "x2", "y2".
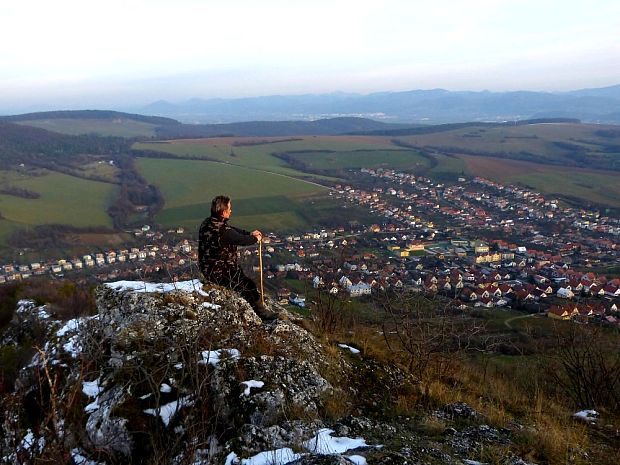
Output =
[{"x1": 251, "y1": 230, "x2": 263, "y2": 241}]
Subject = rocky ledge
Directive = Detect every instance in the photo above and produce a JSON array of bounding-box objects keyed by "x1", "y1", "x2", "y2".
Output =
[{"x1": 1, "y1": 280, "x2": 538, "y2": 465}]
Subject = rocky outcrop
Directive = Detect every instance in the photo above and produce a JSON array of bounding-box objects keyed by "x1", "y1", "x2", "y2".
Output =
[{"x1": 1, "y1": 280, "x2": 540, "y2": 465}]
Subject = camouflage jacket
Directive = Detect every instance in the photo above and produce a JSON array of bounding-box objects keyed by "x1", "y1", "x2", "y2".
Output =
[{"x1": 198, "y1": 215, "x2": 257, "y2": 280}]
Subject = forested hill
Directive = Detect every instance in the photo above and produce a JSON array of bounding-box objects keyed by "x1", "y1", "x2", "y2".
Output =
[
  {"x1": 348, "y1": 118, "x2": 581, "y2": 136},
  {"x1": 0, "y1": 122, "x2": 131, "y2": 168},
  {"x1": 5, "y1": 110, "x2": 413, "y2": 138},
  {"x1": 0, "y1": 110, "x2": 178, "y2": 126},
  {"x1": 153, "y1": 116, "x2": 413, "y2": 138}
]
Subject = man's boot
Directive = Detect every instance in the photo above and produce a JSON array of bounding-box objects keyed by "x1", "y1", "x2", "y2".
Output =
[{"x1": 252, "y1": 299, "x2": 287, "y2": 321}]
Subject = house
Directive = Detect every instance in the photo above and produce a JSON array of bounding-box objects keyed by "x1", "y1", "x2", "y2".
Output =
[
  {"x1": 603, "y1": 285, "x2": 620, "y2": 297},
  {"x1": 557, "y1": 287, "x2": 575, "y2": 299},
  {"x1": 289, "y1": 294, "x2": 306, "y2": 308},
  {"x1": 461, "y1": 289, "x2": 477, "y2": 301},
  {"x1": 276, "y1": 288, "x2": 291, "y2": 304},
  {"x1": 475, "y1": 297, "x2": 494, "y2": 308},
  {"x1": 548, "y1": 305, "x2": 577, "y2": 320},
  {"x1": 339, "y1": 276, "x2": 352, "y2": 288},
  {"x1": 349, "y1": 282, "x2": 372, "y2": 297},
  {"x1": 514, "y1": 289, "x2": 534, "y2": 301}
]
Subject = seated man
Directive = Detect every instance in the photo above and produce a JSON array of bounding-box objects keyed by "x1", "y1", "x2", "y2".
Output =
[{"x1": 198, "y1": 195, "x2": 277, "y2": 320}]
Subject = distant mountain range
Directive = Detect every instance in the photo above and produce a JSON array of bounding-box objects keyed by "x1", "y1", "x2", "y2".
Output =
[{"x1": 138, "y1": 85, "x2": 620, "y2": 124}]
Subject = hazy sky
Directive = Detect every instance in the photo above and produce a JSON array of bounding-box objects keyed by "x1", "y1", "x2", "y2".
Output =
[{"x1": 1, "y1": 0, "x2": 619, "y2": 110}]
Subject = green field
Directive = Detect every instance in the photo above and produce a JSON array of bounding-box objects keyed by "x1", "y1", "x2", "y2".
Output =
[
  {"x1": 282, "y1": 149, "x2": 429, "y2": 170},
  {"x1": 426, "y1": 153, "x2": 468, "y2": 180},
  {"x1": 508, "y1": 170, "x2": 620, "y2": 208},
  {"x1": 136, "y1": 158, "x2": 332, "y2": 231},
  {"x1": 0, "y1": 170, "x2": 118, "y2": 252},
  {"x1": 17, "y1": 118, "x2": 158, "y2": 137},
  {"x1": 399, "y1": 122, "x2": 620, "y2": 170},
  {"x1": 133, "y1": 136, "x2": 400, "y2": 178}
]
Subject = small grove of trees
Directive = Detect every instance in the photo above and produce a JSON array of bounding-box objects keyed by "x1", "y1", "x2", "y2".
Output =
[
  {"x1": 0, "y1": 186, "x2": 40, "y2": 199},
  {"x1": 547, "y1": 323, "x2": 620, "y2": 413},
  {"x1": 377, "y1": 290, "x2": 498, "y2": 394},
  {"x1": 0, "y1": 122, "x2": 130, "y2": 169},
  {"x1": 107, "y1": 155, "x2": 164, "y2": 229}
]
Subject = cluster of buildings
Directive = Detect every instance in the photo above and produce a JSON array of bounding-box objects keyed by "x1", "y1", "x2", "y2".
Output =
[
  {"x1": 1, "y1": 165, "x2": 619, "y2": 327},
  {"x1": 0, "y1": 226, "x2": 192, "y2": 284}
]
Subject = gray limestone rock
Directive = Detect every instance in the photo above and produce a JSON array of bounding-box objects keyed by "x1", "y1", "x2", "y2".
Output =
[{"x1": 85, "y1": 385, "x2": 133, "y2": 457}]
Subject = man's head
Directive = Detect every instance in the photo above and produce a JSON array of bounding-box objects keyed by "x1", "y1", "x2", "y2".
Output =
[{"x1": 211, "y1": 195, "x2": 231, "y2": 218}]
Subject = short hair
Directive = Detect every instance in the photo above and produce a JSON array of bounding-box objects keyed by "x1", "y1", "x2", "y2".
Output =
[{"x1": 211, "y1": 195, "x2": 231, "y2": 217}]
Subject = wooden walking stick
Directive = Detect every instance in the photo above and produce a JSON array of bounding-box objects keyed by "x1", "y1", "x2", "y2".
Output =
[{"x1": 259, "y1": 238, "x2": 265, "y2": 306}]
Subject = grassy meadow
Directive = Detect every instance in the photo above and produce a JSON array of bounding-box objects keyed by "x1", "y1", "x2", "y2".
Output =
[
  {"x1": 16, "y1": 118, "x2": 158, "y2": 137},
  {"x1": 1, "y1": 123, "x2": 618, "y2": 255},
  {"x1": 0, "y1": 169, "x2": 118, "y2": 256},
  {"x1": 135, "y1": 158, "x2": 333, "y2": 231},
  {"x1": 0, "y1": 170, "x2": 117, "y2": 226},
  {"x1": 281, "y1": 149, "x2": 430, "y2": 170},
  {"x1": 133, "y1": 136, "x2": 401, "y2": 177},
  {"x1": 136, "y1": 131, "x2": 620, "y2": 208},
  {"x1": 454, "y1": 155, "x2": 620, "y2": 208}
]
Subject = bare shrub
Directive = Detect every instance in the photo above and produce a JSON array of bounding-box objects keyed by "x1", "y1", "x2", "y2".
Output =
[
  {"x1": 377, "y1": 290, "x2": 495, "y2": 393},
  {"x1": 547, "y1": 323, "x2": 620, "y2": 413},
  {"x1": 309, "y1": 289, "x2": 355, "y2": 338}
]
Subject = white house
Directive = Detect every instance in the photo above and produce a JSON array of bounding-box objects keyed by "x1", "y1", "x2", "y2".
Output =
[
  {"x1": 557, "y1": 287, "x2": 574, "y2": 299},
  {"x1": 349, "y1": 282, "x2": 372, "y2": 297}
]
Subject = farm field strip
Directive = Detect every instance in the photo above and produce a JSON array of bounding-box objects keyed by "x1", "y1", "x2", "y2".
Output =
[
  {"x1": 134, "y1": 141, "x2": 334, "y2": 179},
  {"x1": 17, "y1": 118, "x2": 158, "y2": 137},
  {"x1": 0, "y1": 170, "x2": 117, "y2": 227},
  {"x1": 398, "y1": 123, "x2": 620, "y2": 166},
  {"x1": 282, "y1": 149, "x2": 430, "y2": 170},
  {"x1": 135, "y1": 158, "x2": 329, "y2": 230},
  {"x1": 456, "y1": 155, "x2": 620, "y2": 207}
]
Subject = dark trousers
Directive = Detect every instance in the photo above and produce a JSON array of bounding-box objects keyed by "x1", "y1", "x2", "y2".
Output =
[{"x1": 203, "y1": 266, "x2": 260, "y2": 306}]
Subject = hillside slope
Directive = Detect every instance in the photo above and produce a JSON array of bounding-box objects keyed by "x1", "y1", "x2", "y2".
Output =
[{"x1": 1, "y1": 280, "x2": 551, "y2": 465}]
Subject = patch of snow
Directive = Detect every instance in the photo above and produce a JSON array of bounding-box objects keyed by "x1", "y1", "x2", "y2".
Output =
[
  {"x1": 464, "y1": 461, "x2": 487, "y2": 465},
  {"x1": 62, "y1": 335, "x2": 82, "y2": 358},
  {"x1": 346, "y1": 455, "x2": 368, "y2": 465},
  {"x1": 16, "y1": 300, "x2": 36, "y2": 313},
  {"x1": 228, "y1": 430, "x2": 379, "y2": 464},
  {"x1": 160, "y1": 383, "x2": 172, "y2": 393},
  {"x1": 174, "y1": 362, "x2": 184, "y2": 369},
  {"x1": 241, "y1": 380, "x2": 264, "y2": 396},
  {"x1": 56, "y1": 318, "x2": 81, "y2": 337},
  {"x1": 338, "y1": 343, "x2": 361, "y2": 354},
  {"x1": 225, "y1": 452, "x2": 239, "y2": 465},
  {"x1": 304, "y1": 428, "x2": 377, "y2": 454},
  {"x1": 240, "y1": 447, "x2": 302, "y2": 465},
  {"x1": 201, "y1": 301, "x2": 222, "y2": 310},
  {"x1": 72, "y1": 448, "x2": 104, "y2": 465},
  {"x1": 85, "y1": 399, "x2": 100, "y2": 414},
  {"x1": 105, "y1": 279, "x2": 209, "y2": 296},
  {"x1": 139, "y1": 393, "x2": 152, "y2": 400},
  {"x1": 19, "y1": 429, "x2": 45, "y2": 453},
  {"x1": 574, "y1": 409, "x2": 598, "y2": 423},
  {"x1": 82, "y1": 379, "x2": 103, "y2": 397},
  {"x1": 37, "y1": 308, "x2": 51, "y2": 319},
  {"x1": 16, "y1": 300, "x2": 51, "y2": 319},
  {"x1": 198, "y1": 348, "x2": 241, "y2": 367},
  {"x1": 143, "y1": 397, "x2": 194, "y2": 427}
]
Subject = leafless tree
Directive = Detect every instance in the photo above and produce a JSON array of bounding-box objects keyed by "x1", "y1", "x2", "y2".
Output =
[
  {"x1": 547, "y1": 323, "x2": 620, "y2": 412},
  {"x1": 377, "y1": 289, "x2": 496, "y2": 387}
]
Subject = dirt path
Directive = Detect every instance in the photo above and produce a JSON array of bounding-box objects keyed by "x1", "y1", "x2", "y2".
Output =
[{"x1": 504, "y1": 313, "x2": 537, "y2": 330}]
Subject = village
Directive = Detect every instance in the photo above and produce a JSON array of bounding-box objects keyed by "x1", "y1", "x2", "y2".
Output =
[{"x1": 1, "y1": 169, "x2": 619, "y2": 326}]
